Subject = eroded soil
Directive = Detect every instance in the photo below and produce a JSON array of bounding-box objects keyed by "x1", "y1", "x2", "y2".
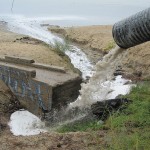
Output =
[{"x1": 49, "y1": 25, "x2": 150, "y2": 80}]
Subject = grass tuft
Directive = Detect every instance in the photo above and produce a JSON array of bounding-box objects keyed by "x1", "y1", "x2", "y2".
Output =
[
  {"x1": 57, "y1": 120, "x2": 103, "y2": 133},
  {"x1": 103, "y1": 41, "x2": 116, "y2": 51}
]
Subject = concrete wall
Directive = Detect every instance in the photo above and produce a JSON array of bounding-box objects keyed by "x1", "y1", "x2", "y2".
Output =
[
  {"x1": 52, "y1": 78, "x2": 82, "y2": 109},
  {"x1": 0, "y1": 56, "x2": 82, "y2": 116},
  {"x1": 0, "y1": 65, "x2": 52, "y2": 115}
]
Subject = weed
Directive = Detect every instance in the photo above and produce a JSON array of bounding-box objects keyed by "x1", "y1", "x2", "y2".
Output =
[
  {"x1": 103, "y1": 41, "x2": 116, "y2": 51},
  {"x1": 53, "y1": 39, "x2": 71, "y2": 53},
  {"x1": 42, "y1": 39, "x2": 81, "y2": 74}
]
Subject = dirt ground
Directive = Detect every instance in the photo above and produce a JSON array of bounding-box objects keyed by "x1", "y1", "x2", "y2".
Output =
[
  {"x1": 49, "y1": 25, "x2": 114, "y2": 64},
  {"x1": 1, "y1": 129, "x2": 107, "y2": 150},
  {"x1": 0, "y1": 27, "x2": 75, "y2": 73},
  {"x1": 49, "y1": 25, "x2": 150, "y2": 80},
  {"x1": 0, "y1": 81, "x2": 106, "y2": 150}
]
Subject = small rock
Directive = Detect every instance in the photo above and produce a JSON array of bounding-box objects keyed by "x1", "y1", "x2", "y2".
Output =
[
  {"x1": 57, "y1": 143, "x2": 62, "y2": 148},
  {"x1": 91, "y1": 98, "x2": 132, "y2": 120}
]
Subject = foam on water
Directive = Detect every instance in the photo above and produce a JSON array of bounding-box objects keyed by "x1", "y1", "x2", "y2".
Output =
[
  {"x1": 45, "y1": 46, "x2": 133, "y2": 127},
  {"x1": 69, "y1": 46, "x2": 131, "y2": 107},
  {"x1": 8, "y1": 110, "x2": 47, "y2": 136}
]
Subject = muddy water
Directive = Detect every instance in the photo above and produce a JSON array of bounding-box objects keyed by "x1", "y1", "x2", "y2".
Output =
[
  {"x1": 70, "y1": 46, "x2": 126, "y2": 107},
  {"x1": 45, "y1": 46, "x2": 131, "y2": 127}
]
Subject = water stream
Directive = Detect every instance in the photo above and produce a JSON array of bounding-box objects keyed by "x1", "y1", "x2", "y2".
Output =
[
  {"x1": 70, "y1": 46, "x2": 128, "y2": 107},
  {"x1": 0, "y1": 15, "x2": 94, "y2": 79},
  {"x1": 0, "y1": 15, "x2": 133, "y2": 135},
  {"x1": 45, "y1": 46, "x2": 132, "y2": 127}
]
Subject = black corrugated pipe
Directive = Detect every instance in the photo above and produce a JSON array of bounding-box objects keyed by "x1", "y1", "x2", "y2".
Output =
[{"x1": 112, "y1": 7, "x2": 150, "y2": 49}]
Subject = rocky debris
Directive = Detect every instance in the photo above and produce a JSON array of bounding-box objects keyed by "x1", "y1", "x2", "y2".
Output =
[
  {"x1": 113, "y1": 66, "x2": 125, "y2": 76},
  {"x1": 0, "y1": 90, "x2": 22, "y2": 115},
  {"x1": 45, "y1": 97, "x2": 131, "y2": 127},
  {"x1": 14, "y1": 36, "x2": 42, "y2": 45},
  {"x1": 0, "y1": 122, "x2": 6, "y2": 133},
  {"x1": 91, "y1": 98, "x2": 132, "y2": 120},
  {"x1": 0, "y1": 88, "x2": 22, "y2": 134}
]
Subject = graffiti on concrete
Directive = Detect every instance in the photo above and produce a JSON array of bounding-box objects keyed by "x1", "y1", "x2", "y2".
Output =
[{"x1": 0, "y1": 66, "x2": 52, "y2": 111}]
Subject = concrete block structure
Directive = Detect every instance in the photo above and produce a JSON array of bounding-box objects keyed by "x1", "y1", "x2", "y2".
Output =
[{"x1": 0, "y1": 56, "x2": 82, "y2": 115}]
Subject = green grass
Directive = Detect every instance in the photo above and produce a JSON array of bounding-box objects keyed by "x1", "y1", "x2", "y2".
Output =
[
  {"x1": 53, "y1": 39, "x2": 71, "y2": 53},
  {"x1": 57, "y1": 120, "x2": 103, "y2": 133},
  {"x1": 103, "y1": 41, "x2": 116, "y2": 51},
  {"x1": 105, "y1": 83, "x2": 150, "y2": 150},
  {"x1": 56, "y1": 83, "x2": 150, "y2": 149}
]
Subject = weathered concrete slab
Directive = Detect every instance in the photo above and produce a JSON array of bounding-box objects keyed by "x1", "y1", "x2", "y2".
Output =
[
  {"x1": 0, "y1": 63, "x2": 36, "y2": 78},
  {"x1": 32, "y1": 63, "x2": 65, "y2": 73},
  {"x1": 0, "y1": 56, "x2": 66, "y2": 73},
  {"x1": 5, "y1": 56, "x2": 35, "y2": 64},
  {"x1": 0, "y1": 56, "x2": 82, "y2": 116}
]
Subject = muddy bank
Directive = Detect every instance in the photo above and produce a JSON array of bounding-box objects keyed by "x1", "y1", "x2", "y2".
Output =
[
  {"x1": 48, "y1": 25, "x2": 114, "y2": 64},
  {"x1": 1, "y1": 129, "x2": 107, "y2": 150},
  {"x1": 122, "y1": 42, "x2": 150, "y2": 80},
  {"x1": 0, "y1": 80, "x2": 21, "y2": 135},
  {"x1": 49, "y1": 25, "x2": 150, "y2": 80}
]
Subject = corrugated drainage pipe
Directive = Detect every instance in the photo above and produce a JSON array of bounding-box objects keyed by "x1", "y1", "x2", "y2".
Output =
[{"x1": 112, "y1": 7, "x2": 150, "y2": 49}]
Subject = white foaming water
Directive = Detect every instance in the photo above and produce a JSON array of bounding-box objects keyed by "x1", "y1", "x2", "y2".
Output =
[
  {"x1": 0, "y1": 15, "x2": 93, "y2": 79},
  {"x1": 8, "y1": 110, "x2": 47, "y2": 136},
  {"x1": 44, "y1": 46, "x2": 133, "y2": 128},
  {"x1": 69, "y1": 46, "x2": 132, "y2": 108}
]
